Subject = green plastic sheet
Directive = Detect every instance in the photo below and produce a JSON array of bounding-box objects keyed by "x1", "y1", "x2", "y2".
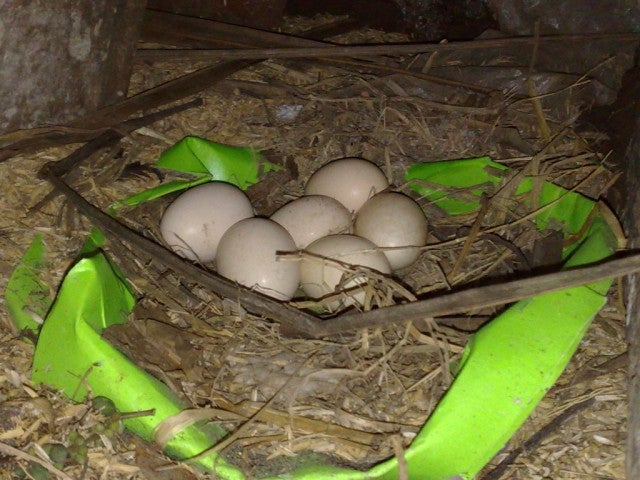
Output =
[
  {"x1": 4, "y1": 234, "x2": 50, "y2": 335},
  {"x1": 6, "y1": 154, "x2": 618, "y2": 480},
  {"x1": 26, "y1": 231, "x2": 239, "y2": 475},
  {"x1": 109, "y1": 136, "x2": 273, "y2": 212}
]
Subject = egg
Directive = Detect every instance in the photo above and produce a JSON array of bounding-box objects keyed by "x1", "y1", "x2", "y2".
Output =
[
  {"x1": 354, "y1": 192, "x2": 428, "y2": 270},
  {"x1": 270, "y1": 195, "x2": 352, "y2": 248},
  {"x1": 299, "y1": 234, "x2": 391, "y2": 309},
  {"x1": 160, "y1": 182, "x2": 254, "y2": 262},
  {"x1": 304, "y1": 158, "x2": 389, "y2": 213},
  {"x1": 216, "y1": 218, "x2": 300, "y2": 301}
]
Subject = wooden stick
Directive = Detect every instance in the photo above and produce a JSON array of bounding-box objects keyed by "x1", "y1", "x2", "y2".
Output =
[
  {"x1": 627, "y1": 271, "x2": 640, "y2": 478},
  {"x1": 0, "y1": 15, "x2": 357, "y2": 162},
  {"x1": 39, "y1": 162, "x2": 323, "y2": 337},
  {"x1": 39, "y1": 130, "x2": 637, "y2": 340},
  {"x1": 69, "y1": 61, "x2": 255, "y2": 131},
  {"x1": 448, "y1": 195, "x2": 491, "y2": 281},
  {"x1": 42, "y1": 148, "x2": 640, "y2": 339},
  {"x1": 28, "y1": 98, "x2": 203, "y2": 212},
  {"x1": 140, "y1": 9, "x2": 497, "y2": 96},
  {"x1": 0, "y1": 441, "x2": 75, "y2": 480},
  {"x1": 0, "y1": 97, "x2": 203, "y2": 164},
  {"x1": 481, "y1": 397, "x2": 596, "y2": 479},
  {"x1": 211, "y1": 395, "x2": 379, "y2": 446},
  {"x1": 136, "y1": 32, "x2": 640, "y2": 63},
  {"x1": 60, "y1": 98, "x2": 203, "y2": 174},
  {"x1": 140, "y1": 8, "x2": 325, "y2": 50},
  {"x1": 319, "y1": 252, "x2": 640, "y2": 337},
  {"x1": 184, "y1": 356, "x2": 316, "y2": 460}
]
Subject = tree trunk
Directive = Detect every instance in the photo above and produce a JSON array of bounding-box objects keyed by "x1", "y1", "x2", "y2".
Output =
[{"x1": 0, "y1": 0, "x2": 146, "y2": 134}]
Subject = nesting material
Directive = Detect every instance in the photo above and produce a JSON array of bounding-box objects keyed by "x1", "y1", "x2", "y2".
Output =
[{"x1": 0, "y1": 14, "x2": 627, "y2": 480}]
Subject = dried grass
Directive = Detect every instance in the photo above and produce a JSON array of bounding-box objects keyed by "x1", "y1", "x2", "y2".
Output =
[{"x1": 0, "y1": 15, "x2": 626, "y2": 480}]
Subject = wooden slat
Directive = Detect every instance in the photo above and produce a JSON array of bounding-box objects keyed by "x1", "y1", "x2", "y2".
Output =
[
  {"x1": 626, "y1": 120, "x2": 640, "y2": 479},
  {"x1": 141, "y1": 8, "x2": 325, "y2": 48}
]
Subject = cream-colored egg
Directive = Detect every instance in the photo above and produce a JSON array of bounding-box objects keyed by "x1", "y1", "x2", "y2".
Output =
[
  {"x1": 270, "y1": 195, "x2": 352, "y2": 249},
  {"x1": 354, "y1": 192, "x2": 428, "y2": 271},
  {"x1": 160, "y1": 182, "x2": 254, "y2": 262},
  {"x1": 304, "y1": 158, "x2": 389, "y2": 213},
  {"x1": 300, "y1": 234, "x2": 391, "y2": 309},
  {"x1": 216, "y1": 218, "x2": 300, "y2": 301}
]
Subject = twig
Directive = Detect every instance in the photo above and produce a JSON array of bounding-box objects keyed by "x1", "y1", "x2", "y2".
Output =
[
  {"x1": 320, "y1": 250, "x2": 640, "y2": 337},
  {"x1": 183, "y1": 355, "x2": 317, "y2": 462},
  {"x1": 527, "y1": 78, "x2": 552, "y2": 145},
  {"x1": 40, "y1": 140, "x2": 631, "y2": 339},
  {"x1": 41, "y1": 148, "x2": 638, "y2": 339},
  {"x1": 0, "y1": 91, "x2": 208, "y2": 162},
  {"x1": 210, "y1": 396, "x2": 379, "y2": 446},
  {"x1": 528, "y1": 21, "x2": 541, "y2": 73},
  {"x1": 392, "y1": 435, "x2": 409, "y2": 480},
  {"x1": 363, "y1": 323, "x2": 413, "y2": 376},
  {"x1": 0, "y1": 16, "x2": 353, "y2": 161},
  {"x1": 525, "y1": 22, "x2": 551, "y2": 210},
  {"x1": 0, "y1": 441, "x2": 75, "y2": 480},
  {"x1": 138, "y1": 11, "x2": 503, "y2": 97},
  {"x1": 388, "y1": 161, "x2": 600, "y2": 254},
  {"x1": 136, "y1": 32, "x2": 640, "y2": 62},
  {"x1": 70, "y1": 62, "x2": 255, "y2": 132},
  {"x1": 484, "y1": 347, "x2": 626, "y2": 479},
  {"x1": 305, "y1": 93, "x2": 499, "y2": 115},
  {"x1": 28, "y1": 98, "x2": 203, "y2": 212},
  {"x1": 330, "y1": 57, "x2": 496, "y2": 95},
  {"x1": 480, "y1": 164, "x2": 604, "y2": 236},
  {"x1": 481, "y1": 397, "x2": 596, "y2": 479},
  {"x1": 39, "y1": 161, "x2": 323, "y2": 336},
  {"x1": 627, "y1": 268, "x2": 640, "y2": 478},
  {"x1": 571, "y1": 351, "x2": 627, "y2": 386},
  {"x1": 1, "y1": 96, "x2": 203, "y2": 165},
  {"x1": 449, "y1": 195, "x2": 491, "y2": 281},
  {"x1": 507, "y1": 56, "x2": 616, "y2": 109}
]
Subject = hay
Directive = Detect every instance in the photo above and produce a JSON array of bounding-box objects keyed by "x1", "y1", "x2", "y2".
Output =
[{"x1": 0, "y1": 15, "x2": 626, "y2": 479}]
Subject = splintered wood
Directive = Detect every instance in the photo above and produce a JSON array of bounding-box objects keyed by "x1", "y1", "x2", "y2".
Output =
[{"x1": 0, "y1": 14, "x2": 627, "y2": 480}]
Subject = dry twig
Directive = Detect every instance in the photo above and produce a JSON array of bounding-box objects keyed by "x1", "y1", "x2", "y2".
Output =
[
  {"x1": 136, "y1": 32, "x2": 640, "y2": 62},
  {"x1": 0, "y1": 441, "x2": 75, "y2": 480},
  {"x1": 42, "y1": 152, "x2": 636, "y2": 339},
  {"x1": 481, "y1": 397, "x2": 596, "y2": 480}
]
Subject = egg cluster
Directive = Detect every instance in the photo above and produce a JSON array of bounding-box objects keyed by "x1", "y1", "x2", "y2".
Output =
[{"x1": 160, "y1": 158, "x2": 428, "y2": 308}]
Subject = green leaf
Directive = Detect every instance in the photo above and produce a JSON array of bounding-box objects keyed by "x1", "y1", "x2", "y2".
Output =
[
  {"x1": 109, "y1": 136, "x2": 276, "y2": 212},
  {"x1": 157, "y1": 136, "x2": 269, "y2": 186},
  {"x1": 4, "y1": 234, "x2": 51, "y2": 335}
]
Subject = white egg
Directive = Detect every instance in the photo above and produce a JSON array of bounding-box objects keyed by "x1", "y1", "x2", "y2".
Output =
[
  {"x1": 160, "y1": 182, "x2": 254, "y2": 262},
  {"x1": 270, "y1": 195, "x2": 352, "y2": 249},
  {"x1": 300, "y1": 234, "x2": 391, "y2": 310},
  {"x1": 304, "y1": 158, "x2": 389, "y2": 213},
  {"x1": 216, "y1": 218, "x2": 300, "y2": 301},
  {"x1": 354, "y1": 192, "x2": 428, "y2": 270}
]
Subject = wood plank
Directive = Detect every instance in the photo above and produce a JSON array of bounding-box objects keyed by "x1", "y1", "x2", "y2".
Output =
[
  {"x1": 140, "y1": 8, "x2": 325, "y2": 48},
  {"x1": 626, "y1": 117, "x2": 640, "y2": 479},
  {"x1": 145, "y1": 0, "x2": 286, "y2": 30},
  {"x1": 136, "y1": 32, "x2": 640, "y2": 63}
]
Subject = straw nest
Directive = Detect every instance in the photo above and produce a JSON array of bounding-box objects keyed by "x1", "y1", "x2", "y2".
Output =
[{"x1": 0, "y1": 14, "x2": 627, "y2": 480}]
